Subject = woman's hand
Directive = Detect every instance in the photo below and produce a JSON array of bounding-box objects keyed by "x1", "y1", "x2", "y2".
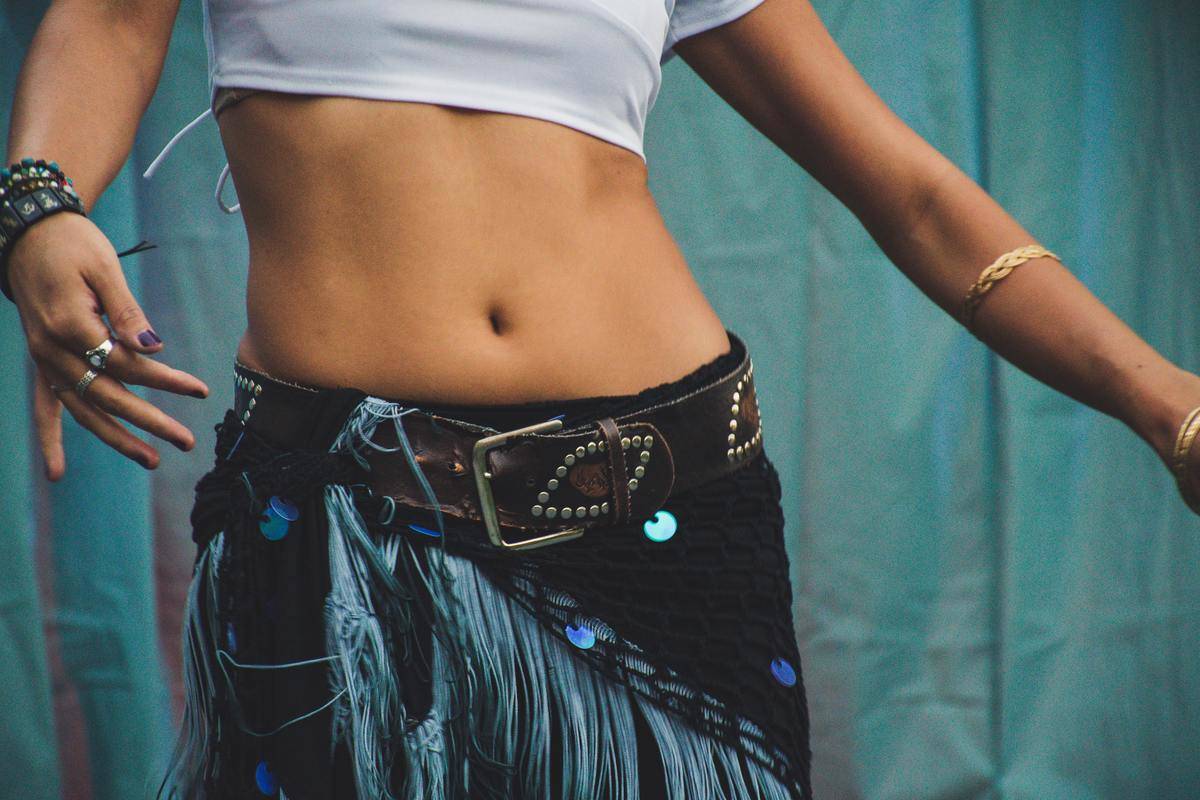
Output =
[{"x1": 7, "y1": 212, "x2": 209, "y2": 480}]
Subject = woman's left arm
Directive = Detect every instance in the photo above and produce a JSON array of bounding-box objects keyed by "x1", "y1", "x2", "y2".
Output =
[{"x1": 674, "y1": 0, "x2": 1200, "y2": 489}]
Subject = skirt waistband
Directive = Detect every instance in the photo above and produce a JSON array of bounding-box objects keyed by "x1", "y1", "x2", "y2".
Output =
[
  {"x1": 224, "y1": 329, "x2": 766, "y2": 551},
  {"x1": 230, "y1": 328, "x2": 749, "y2": 449}
]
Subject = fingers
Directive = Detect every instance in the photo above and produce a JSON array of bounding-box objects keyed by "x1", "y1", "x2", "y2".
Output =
[
  {"x1": 57, "y1": 384, "x2": 160, "y2": 470},
  {"x1": 57, "y1": 362, "x2": 196, "y2": 453},
  {"x1": 102, "y1": 344, "x2": 209, "y2": 399},
  {"x1": 26, "y1": 290, "x2": 207, "y2": 452},
  {"x1": 32, "y1": 290, "x2": 209, "y2": 400},
  {"x1": 32, "y1": 353, "x2": 194, "y2": 473},
  {"x1": 91, "y1": 372, "x2": 197, "y2": 451},
  {"x1": 86, "y1": 262, "x2": 164, "y2": 355},
  {"x1": 32, "y1": 370, "x2": 66, "y2": 481}
]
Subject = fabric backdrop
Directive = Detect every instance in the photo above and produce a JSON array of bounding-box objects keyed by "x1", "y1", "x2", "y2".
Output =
[{"x1": 1, "y1": 1, "x2": 1197, "y2": 798}]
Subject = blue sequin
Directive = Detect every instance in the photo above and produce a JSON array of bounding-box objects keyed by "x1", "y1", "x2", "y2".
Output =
[
  {"x1": 269, "y1": 496, "x2": 300, "y2": 521},
  {"x1": 565, "y1": 623, "x2": 596, "y2": 649},
  {"x1": 259, "y1": 495, "x2": 298, "y2": 541},
  {"x1": 407, "y1": 523, "x2": 442, "y2": 537},
  {"x1": 643, "y1": 509, "x2": 678, "y2": 542},
  {"x1": 254, "y1": 760, "x2": 278, "y2": 795},
  {"x1": 770, "y1": 657, "x2": 796, "y2": 687},
  {"x1": 225, "y1": 622, "x2": 237, "y2": 654},
  {"x1": 259, "y1": 513, "x2": 290, "y2": 541}
]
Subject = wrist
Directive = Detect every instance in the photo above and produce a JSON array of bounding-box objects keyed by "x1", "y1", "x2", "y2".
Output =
[
  {"x1": 1, "y1": 157, "x2": 86, "y2": 302},
  {"x1": 1120, "y1": 362, "x2": 1200, "y2": 468},
  {"x1": 4, "y1": 212, "x2": 84, "y2": 301}
]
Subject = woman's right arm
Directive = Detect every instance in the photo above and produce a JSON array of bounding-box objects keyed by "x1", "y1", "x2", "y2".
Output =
[{"x1": 6, "y1": 0, "x2": 209, "y2": 480}]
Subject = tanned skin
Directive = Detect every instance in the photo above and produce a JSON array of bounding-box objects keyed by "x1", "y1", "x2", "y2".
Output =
[{"x1": 7, "y1": 0, "x2": 1200, "y2": 511}]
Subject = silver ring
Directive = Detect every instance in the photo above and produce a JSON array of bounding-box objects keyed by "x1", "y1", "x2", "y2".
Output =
[
  {"x1": 83, "y1": 336, "x2": 116, "y2": 371},
  {"x1": 74, "y1": 368, "x2": 99, "y2": 397}
]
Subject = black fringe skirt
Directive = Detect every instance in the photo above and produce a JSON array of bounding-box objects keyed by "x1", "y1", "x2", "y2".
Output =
[{"x1": 160, "y1": 329, "x2": 813, "y2": 799}]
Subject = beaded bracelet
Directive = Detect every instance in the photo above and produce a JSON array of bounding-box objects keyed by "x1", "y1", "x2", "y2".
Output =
[{"x1": 0, "y1": 157, "x2": 87, "y2": 302}]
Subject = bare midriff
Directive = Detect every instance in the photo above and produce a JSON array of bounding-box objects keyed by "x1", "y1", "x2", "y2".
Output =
[{"x1": 215, "y1": 90, "x2": 732, "y2": 405}]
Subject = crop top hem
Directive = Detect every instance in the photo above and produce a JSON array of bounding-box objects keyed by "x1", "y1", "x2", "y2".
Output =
[
  {"x1": 207, "y1": 71, "x2": 649, "y2": 163},
  {"x1": 146, "y1": 0, "x2": 776, "y2": 210}
]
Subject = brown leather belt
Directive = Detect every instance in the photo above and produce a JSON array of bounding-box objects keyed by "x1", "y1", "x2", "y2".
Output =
[{"x1": 233, "y1": 331, "x2": 764, "y2": 551}]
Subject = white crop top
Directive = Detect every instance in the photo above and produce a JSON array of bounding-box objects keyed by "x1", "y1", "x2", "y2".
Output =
[{"x1": 143, "y1": 0, "x2": 768, "y2": 209}]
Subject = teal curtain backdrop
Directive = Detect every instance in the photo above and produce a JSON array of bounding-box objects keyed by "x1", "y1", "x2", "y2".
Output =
[{"x1": 1, "y1": 1, "x2": 1197, "y2": 798}]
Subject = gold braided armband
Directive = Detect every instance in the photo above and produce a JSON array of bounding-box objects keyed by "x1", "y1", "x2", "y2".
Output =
[
  {"x1": 959, "y1": 244, "x2": 1061, "y2": 330},
  {"x1": 1171, "y1": 404, "x2": 1200, "y2": 516}
]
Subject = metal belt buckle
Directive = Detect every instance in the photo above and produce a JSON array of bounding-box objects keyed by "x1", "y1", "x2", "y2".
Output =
[{"x1": 472, "y1": 417, "x2": 586, "y2": 551}]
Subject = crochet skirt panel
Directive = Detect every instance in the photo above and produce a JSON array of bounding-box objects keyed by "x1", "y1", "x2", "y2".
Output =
[{"x1": 158, "y1": 338, "x2": 812, "y2": 799}]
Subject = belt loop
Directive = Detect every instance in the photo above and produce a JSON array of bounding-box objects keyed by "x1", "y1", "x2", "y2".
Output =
[{"x1": 597, "y1": 416, "x2": 629, "y2": 524}]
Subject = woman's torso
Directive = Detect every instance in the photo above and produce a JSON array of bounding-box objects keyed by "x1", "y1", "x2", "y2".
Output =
[{"x1": 219, "y1": 91, "x2": 732, "y2": 405}]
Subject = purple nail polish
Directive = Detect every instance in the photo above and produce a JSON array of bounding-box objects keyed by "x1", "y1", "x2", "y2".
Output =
[{"x1": 137, "y1": 329, "x2": 162, "y2": 347}]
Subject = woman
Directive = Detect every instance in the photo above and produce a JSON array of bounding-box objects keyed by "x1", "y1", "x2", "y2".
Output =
[{"x1": 5, "y1": 0, "x2": 1199, "y2": 798}]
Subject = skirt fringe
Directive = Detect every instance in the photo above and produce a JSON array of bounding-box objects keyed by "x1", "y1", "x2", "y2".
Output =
[{"x1": 158, "y1": 395, "x2": 805, "y2": 799}]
